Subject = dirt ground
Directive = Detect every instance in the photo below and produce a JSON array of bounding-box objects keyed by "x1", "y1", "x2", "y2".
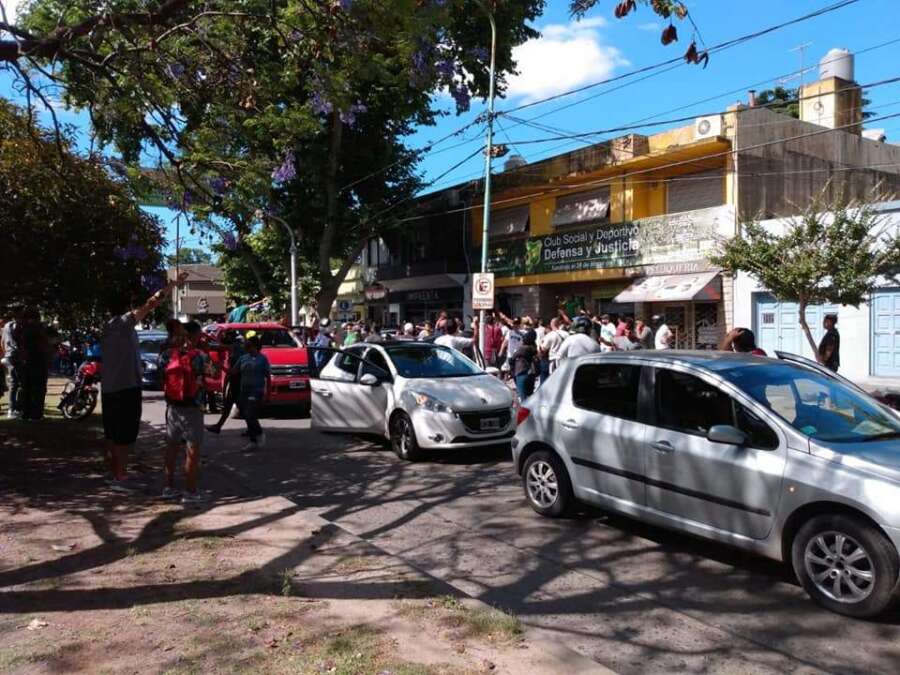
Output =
[{"x1": 0, "y1": 381, "x2": 602, "y2": 675}]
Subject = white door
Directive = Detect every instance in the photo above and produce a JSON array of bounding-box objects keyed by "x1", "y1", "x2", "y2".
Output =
[
  {"x1": 311, "y1": 348, "x2": 389, "y2": 433},
  {"x1": 755, "y1": 294, "x2": 839, "y2": 358}
]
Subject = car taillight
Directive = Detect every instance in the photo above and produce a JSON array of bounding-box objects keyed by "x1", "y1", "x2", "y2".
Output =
[{"x1": 516, "y1": 407, "x2": 531, "y2": 426}]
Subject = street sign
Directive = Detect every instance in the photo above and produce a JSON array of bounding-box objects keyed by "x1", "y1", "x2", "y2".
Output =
[
  {"x1": 472, "y1": 273, "x2": 495, "y2": 310},
  {"x1": 337, "y1": 300, "x2": 352, "y2": 311}
]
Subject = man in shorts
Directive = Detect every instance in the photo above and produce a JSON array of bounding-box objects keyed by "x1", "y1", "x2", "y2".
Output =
[
  {"x1": 101, "y1": 273, "x2": 187, "y2": 492},
  {"x1": 160, "y1": 321, "x2": 211, "y2": 504}
]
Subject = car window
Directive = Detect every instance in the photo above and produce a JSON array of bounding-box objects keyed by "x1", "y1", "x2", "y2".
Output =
[
  {"x1": 362, "y1": 349, "x2": 391, "y2": 379},
  {"x1": 656, "y1": 369, "x2": 733, "y2": 435},
  {"x1": 385, "y1": 344, "x2": 481, "y2": 378},
  {"x1": 723, "y1": 363, "x2": 900, "y2": 443},
  {"x1": 654, "y1": 368, "x2": 779, "y2": 449},
  {"x1": 320, "y1": 351, "x2": 361, "y2": 382},
  {"x1": 572, "y1": 363, "x2": 641, "y2": 421},
  {"x1": 138, "y1": 339, "x2": 165, "y2": 354}
]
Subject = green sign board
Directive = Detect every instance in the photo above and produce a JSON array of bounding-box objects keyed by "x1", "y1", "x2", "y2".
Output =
[{"x1": 487, "y1": 206, "x2": 732, "y2": 278}]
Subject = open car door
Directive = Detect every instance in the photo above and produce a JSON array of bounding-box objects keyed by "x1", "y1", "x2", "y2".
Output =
[{"x1": 307, "y1": 346, "x2": 392, "y2": 433}]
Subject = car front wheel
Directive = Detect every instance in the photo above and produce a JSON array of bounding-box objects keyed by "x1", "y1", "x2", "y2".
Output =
[
  {"x1": 792, "y1": 513, "x2": 900, "y2": 618},
  {"x1": 522, "y1": 450, "x2": 574, "y2": 518},
  {"x1": 390, "y1": 413, "x2": 422, "y2": 462}
]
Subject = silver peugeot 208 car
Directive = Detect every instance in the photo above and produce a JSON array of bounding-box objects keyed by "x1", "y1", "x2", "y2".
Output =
[{"x1": 513, "y1": 351, "x2": 900, "y2": 618}]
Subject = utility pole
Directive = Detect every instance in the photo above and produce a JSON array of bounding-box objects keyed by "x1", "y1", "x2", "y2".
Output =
[
  {"x1": 476, "y1": 0, "x2": 497, "y2": 356},
  {"x1": 173, "y1": 219, "x2": 181, "y2": 319}
]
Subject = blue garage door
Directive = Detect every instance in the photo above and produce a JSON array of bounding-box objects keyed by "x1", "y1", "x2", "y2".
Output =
[
  {"x1": 754, "y1": 294, "x2": 839, "y2": 359},
  {"x1": 871, "y1": 290, "x2": 900, "y2": 377}
]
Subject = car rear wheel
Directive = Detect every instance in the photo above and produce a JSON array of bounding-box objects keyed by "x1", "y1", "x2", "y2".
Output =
[
  {"x1": 792, "y1": 513, "x2": 900, "y2": 618},
  {"x1": 522, "y1": 450, "x2": 574, "y2": 518},
  {"x1": 390, "y1": 413, "x2": 422, "y2": 462}
]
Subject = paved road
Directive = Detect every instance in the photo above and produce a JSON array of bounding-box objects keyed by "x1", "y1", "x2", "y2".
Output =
[{"x1": 143, "y1": 394, "x2": 900, "y2": 674}]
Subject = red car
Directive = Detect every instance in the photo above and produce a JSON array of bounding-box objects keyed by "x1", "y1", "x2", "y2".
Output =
[{"x1": 202, "y1": 322, "x2": 310, "y2": 413}]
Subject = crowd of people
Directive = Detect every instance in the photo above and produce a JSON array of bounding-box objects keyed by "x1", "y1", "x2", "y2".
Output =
[
  {"x1": 303, "y1": 305, "x2": 841, "y2": 402},
  {"x1": 1, "y1": 287, "x2": 843, "y2": 503}
]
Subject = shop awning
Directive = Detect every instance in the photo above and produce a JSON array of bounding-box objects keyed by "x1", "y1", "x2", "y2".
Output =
[
  {"x1": 380, "y1": 273, "x2": 466, "y2": 293},
  {"x1": 613, "y1": 271, "x2": 721, "y2": 303}
]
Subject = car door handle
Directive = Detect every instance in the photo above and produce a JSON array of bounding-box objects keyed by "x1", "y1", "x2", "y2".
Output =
[
  {"x1": 314, "y1": 388, "x2": 333, "y2": 398},
  {"x1": 560, "y1": 419, "x2": 580, "y2": 430},
  {"x1": 650, "y1": 440, "x2": 674, "y2": 453}
]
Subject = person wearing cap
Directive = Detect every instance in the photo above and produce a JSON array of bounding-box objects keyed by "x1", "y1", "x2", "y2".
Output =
[{"x1": 818, "y1": 313, "x2": 841, "y2": 372}]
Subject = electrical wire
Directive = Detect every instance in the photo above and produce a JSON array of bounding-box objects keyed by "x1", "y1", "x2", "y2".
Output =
[
  {"x1": 401, "y1": 109, "x2": 900, "y2": 222},
  {"x1": 496, "y1": 0, "x2": 862, "y2": 117}
]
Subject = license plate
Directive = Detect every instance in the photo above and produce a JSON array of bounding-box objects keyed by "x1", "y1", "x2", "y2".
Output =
[
  {"x1": 480, "y1": 417, "x2": 500, "y2": 431},
  {"x1": 289, "y1": 380, "x2": 307, "y2": 390}
]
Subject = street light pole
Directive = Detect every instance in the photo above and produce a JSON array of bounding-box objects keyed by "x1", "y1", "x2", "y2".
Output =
[
  {"x1": 260, "y1": 212, "x2": 299, "y2": 327},
  {"x1": 476, "y1": 1, "x2": 497, "y2": 357}
]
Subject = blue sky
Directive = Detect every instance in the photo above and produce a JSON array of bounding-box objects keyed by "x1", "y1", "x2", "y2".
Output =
[{"x1": 3, "y1": 0, "x2": 900, "y2": 254}]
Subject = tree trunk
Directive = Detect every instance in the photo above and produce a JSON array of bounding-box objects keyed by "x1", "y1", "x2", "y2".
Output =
[
  {"x1": 318, "y1": 110, "x2": 344, "y2": 278},
  {"x1": 797, "y1": 297, "x2": 822, "y2": 362}
]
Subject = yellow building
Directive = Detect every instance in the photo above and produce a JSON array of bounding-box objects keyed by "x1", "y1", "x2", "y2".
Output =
[{"x1": 470, "y1": 117, "x2": 739, "y2": 349}]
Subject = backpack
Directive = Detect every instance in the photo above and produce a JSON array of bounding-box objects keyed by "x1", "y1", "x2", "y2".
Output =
[{"x1": 164, "y1": 349, "x2": 201, "y2": 404}]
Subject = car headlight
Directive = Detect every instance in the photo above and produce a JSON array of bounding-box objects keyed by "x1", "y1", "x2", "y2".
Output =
[{"x1": 411, "y1": 391, "x2": 453, "y2": 413}]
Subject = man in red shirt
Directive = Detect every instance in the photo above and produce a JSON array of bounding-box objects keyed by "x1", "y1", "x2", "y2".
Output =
[{"x1": 482, "y1": 314, "x2": 504, "y2": 368}]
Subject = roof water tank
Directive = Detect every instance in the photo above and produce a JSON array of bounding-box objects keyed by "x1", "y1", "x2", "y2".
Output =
[
  {"x1": 819, "y1": 48, "x2": 854, "y2": 81},
  {"x1": 504, "y1": 154, "x2": 527, "y2": 172}
]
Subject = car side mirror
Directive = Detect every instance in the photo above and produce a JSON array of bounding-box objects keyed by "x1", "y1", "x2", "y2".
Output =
[
  {"x1": 359, "y1": 373, "x2": 379, "y2": 386},
  {"x1": 707, "y1": 425, "x2": 747, "y2": 446}
]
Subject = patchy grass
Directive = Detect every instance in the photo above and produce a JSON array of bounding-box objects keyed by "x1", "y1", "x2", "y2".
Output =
[
  {"x1": 399, "y1": 596, "x2": 524, "y2": 644},
  {"x1": 0, "y1": 641, "x2": 83, "y2": 670}
]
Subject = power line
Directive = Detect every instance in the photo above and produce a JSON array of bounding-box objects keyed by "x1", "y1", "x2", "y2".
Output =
[
  {"x1": 504, "y1": 76, "x2": 900, "y2": 146},
  {"x1": 496, "y1": 0, "x2": 862, "y2": 117},
  {"x1": 336, "y1": 0, "x2": 862, "y2": 199},
  {"x1": 402, "y1": 109, "x2": 900, "y2": 221},
  {"x1": 501, "y1": 35, "x2": 900, "y2": 149}
]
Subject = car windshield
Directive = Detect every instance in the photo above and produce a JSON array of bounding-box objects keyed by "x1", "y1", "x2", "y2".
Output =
[
  {"x1": 138, "y1": 338, "x2": 165, "y2": 354},
  {"x1": 246, "y1": 329, "x2": 298, "y2": 348},
  {"x1": 721, "y1": 362, "x2": 900, "y2": 443},
  {"x1": 386, "y1": 345, "x2": 481, "y2": 379}
]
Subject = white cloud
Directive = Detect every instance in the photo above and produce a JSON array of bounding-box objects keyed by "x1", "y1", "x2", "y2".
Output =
[
  {"x1": 637, "y1": 22, "x2": 661, "y2": 32},
  {"x1": 506, "y1": 18, "x2": 627, "y2": 103}
]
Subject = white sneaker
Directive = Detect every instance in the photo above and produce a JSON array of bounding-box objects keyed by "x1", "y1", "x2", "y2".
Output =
[{"x1": 7, "y1": 410, "x2": 21, "y2": 419}]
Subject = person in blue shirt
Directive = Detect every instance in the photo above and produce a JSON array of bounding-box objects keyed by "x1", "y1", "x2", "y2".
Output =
[{"x1": 231, "y1": 335, "x2": 271, "y2": 450}]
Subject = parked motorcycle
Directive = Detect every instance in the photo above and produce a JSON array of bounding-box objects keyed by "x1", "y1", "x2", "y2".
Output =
[{"x1": 58, "y1": 359, "x2": 101, "y2": 420}]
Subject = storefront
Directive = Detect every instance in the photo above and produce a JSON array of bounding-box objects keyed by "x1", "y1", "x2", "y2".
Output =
[
  {"x1": 388, "y1": 286, "x2": 464, "y2": 326},
  {"x1": 488, "y1": 205, "x2": 733, "y2": 344}
]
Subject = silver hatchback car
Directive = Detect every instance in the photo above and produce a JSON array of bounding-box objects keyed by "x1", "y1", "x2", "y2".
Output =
[{"x1": 513, "y1": 351, "x2": 900, "y2": 618}]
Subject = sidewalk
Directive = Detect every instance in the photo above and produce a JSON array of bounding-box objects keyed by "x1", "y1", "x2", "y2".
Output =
[{"x1": 0, "y1": 392, "x2": 611, "y2": 674}]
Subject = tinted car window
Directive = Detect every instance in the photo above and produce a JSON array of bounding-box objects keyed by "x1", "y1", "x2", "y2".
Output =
[
  {"x1": 362, "y1": 349, "x2": 391, "y2": 379},
  {"x1": 657, "y1": 369, "x2": 733, "y2": 435},
  {"x1": 722, "y1": 362, "x2": 900, "y2": 443},
  {"x1": 656, "y1": 368, "x2": 778, "y2": 449},
  {"x1": 572, "y1": 363, "x2": 641, "y2": 421}
]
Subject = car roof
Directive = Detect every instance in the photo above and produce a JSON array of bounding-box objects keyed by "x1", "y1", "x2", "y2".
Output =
[
  {"x1": 137, "y1": 330, "x2": 168, "y2": 338},
  {"x1": 587, "y1": 350, "x2": 785, "y2": 372}
]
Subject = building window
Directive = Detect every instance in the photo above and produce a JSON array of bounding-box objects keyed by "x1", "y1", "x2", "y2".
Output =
[
  {"x1": 666, "y1": 168, "x2": 724, "y2": 214},
  {"x1": 490, "y1": 205, "x2": 530, "y2": 238},
  {"x1": 553, "y1": 188, "x2": 610, "y2": 227}
]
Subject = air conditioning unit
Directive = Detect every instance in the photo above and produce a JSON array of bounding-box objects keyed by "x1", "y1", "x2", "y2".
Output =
[{"x1": 694, "y1": 115, "x2": 723, "y2": 140}]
